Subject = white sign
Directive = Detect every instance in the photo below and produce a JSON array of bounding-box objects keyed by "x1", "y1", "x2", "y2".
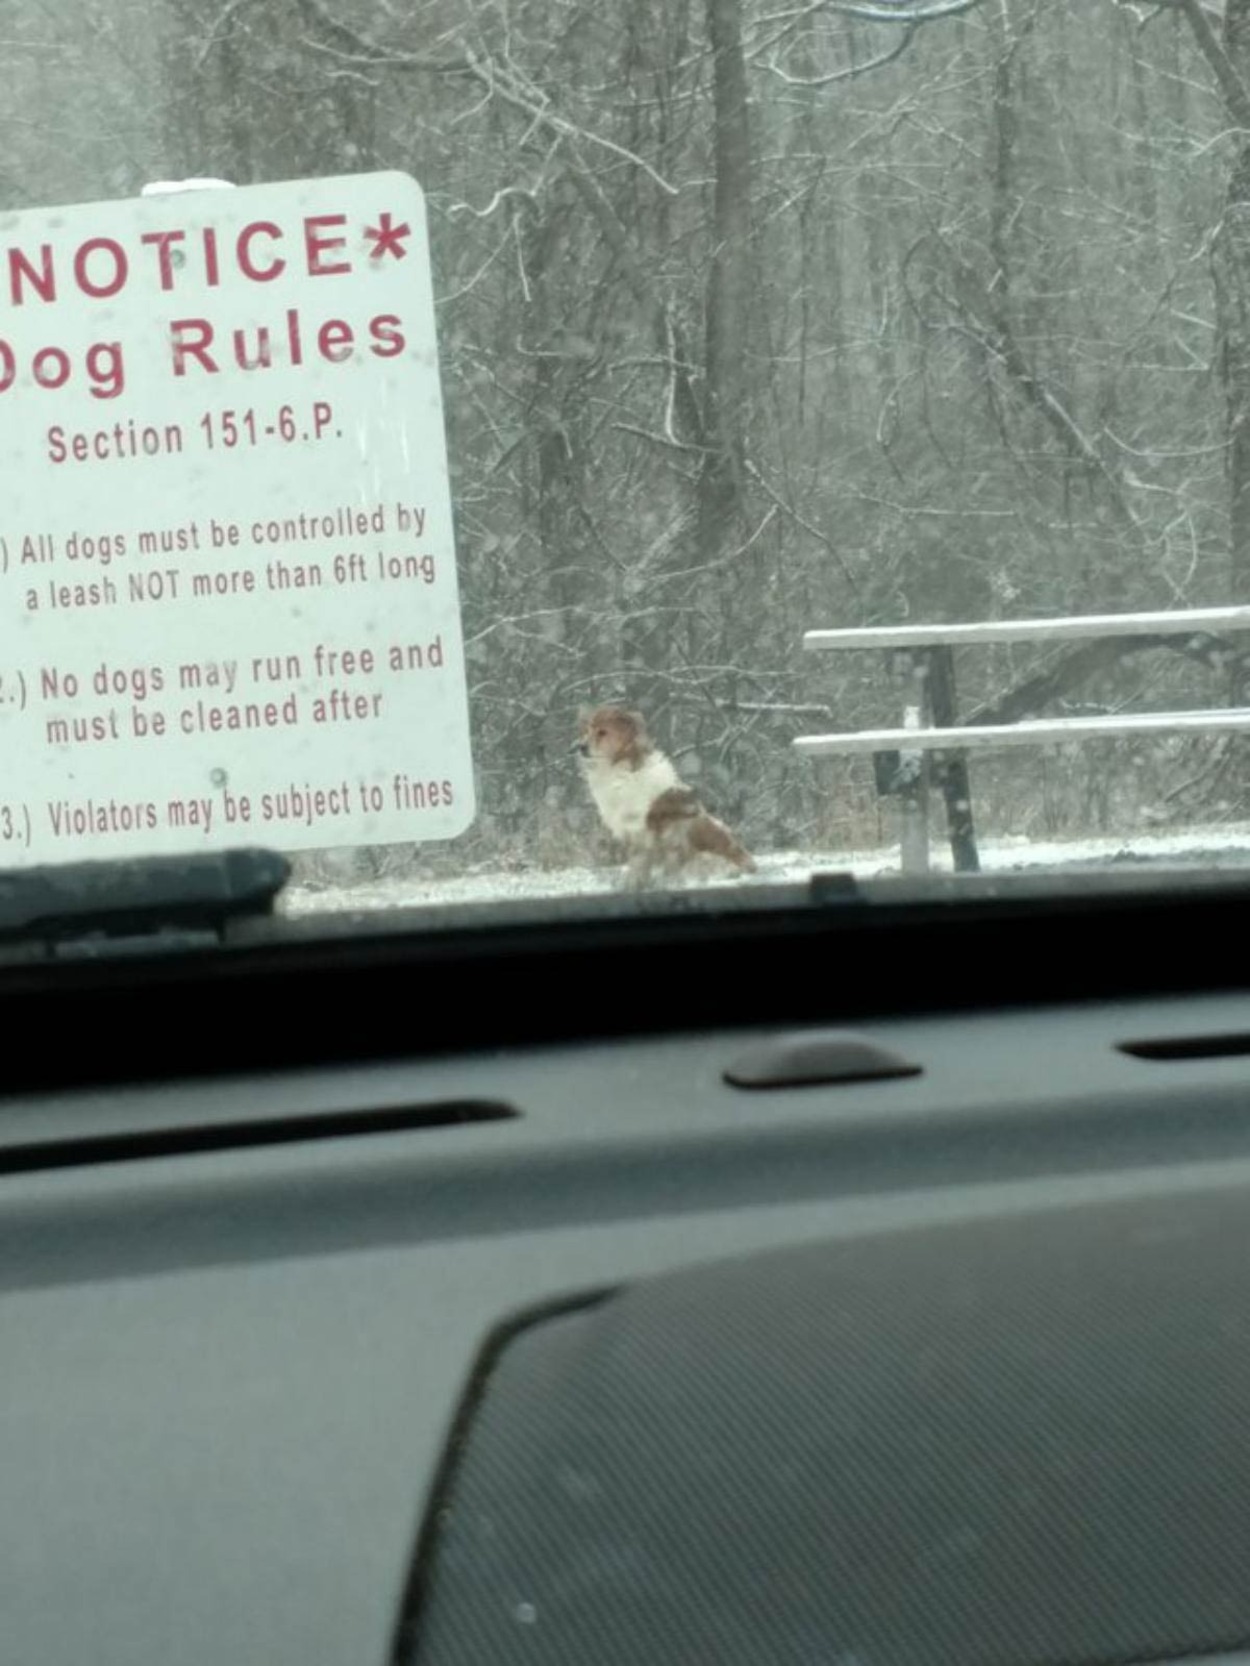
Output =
[{"x1": 0, "y1": 170, "x2": 474, "y2": 865}]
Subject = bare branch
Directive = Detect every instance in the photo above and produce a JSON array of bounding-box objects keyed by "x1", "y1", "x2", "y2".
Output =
[
  {"x1": 194, "y1": 0, "x2": 259, "y2": 70},
  {"x1": 969, "y1": 636, "x2": 1246, "y2": 728},
  {"x1": 297, "y1": 0, "x2": 680, "y2": 195},
  {"x1": 917, "y1": 236, "x2": 1140, "y2": 525},
  {"x1": 1170, "y1": 0, "x2": 1250, "y2": 128},
  {"x1": 745, "y1": 461, "x2": 861, "y2": 594},
  {"x1": 296, "y1": 0, "x2": 459, "y2": 72},
  {"x1": 819, "y1": 0, "x2": 982, "y2": 16},
  {"x1": 460, "y1": 47, "x2": 681, "y2": 196},
  {"x1": 446, "y1": 186, "x2": 541, "y2": 220},
  {"x1": 763, "y1": 23, "x2": 916, "y2": 84},
  {"x1": 757, "y1": 0, "x2": 982, "y2": 23},
  {"x1": 611, "y1": 422, "x2": 708, "y2": 454}
]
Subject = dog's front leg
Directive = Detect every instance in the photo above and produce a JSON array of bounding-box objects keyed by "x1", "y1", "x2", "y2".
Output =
[{"x1": 622, "y1": 843, "x2": 654, "y2": 891}]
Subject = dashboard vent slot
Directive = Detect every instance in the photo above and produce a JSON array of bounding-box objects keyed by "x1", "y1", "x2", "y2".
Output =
[
  {"x1": 0, "y1": 1099, "x2": 515, "y2": 1175},
  {"x1": 1119, "y1": 1033, "x2": 1250, "y2": 1062}
]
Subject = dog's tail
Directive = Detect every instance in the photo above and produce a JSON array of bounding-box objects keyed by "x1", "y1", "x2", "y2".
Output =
[
  {"x1": 716, "y1": 826, "x2": 758, "y2": 873},
  {"x1": 693, "y1": 809, "x2": 758, "y2": 873},
  {"x1": 647, "y1": 787, "x2": 757, "y2": 874}
]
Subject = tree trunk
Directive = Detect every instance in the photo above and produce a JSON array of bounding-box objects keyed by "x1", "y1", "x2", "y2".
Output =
[
  {"x1": 699, "y1": 0, "x2": 754, "y2": 566},
  {"x1": 1217, "y1": 3, "x2": 1250, "y2": 614}
]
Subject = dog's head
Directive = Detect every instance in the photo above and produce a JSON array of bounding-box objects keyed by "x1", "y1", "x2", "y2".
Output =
[{"x1": 575, "y1": 704, "x2": 650, "y2": 767}]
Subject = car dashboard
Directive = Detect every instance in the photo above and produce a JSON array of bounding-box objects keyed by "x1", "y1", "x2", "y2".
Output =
[{"x1": 3, "y1": 874, "x2": 1250, "y2": 1666}]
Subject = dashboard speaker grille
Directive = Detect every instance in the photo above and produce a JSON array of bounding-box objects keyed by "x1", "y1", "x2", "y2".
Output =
[{"x1": 398, "y1": 1185, "x2": 1250, "y2": 1666}]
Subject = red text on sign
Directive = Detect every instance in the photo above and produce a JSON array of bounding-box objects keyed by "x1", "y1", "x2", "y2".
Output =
[{"x1": 3, "y1": 211, "x2": 378, "y2": 307}]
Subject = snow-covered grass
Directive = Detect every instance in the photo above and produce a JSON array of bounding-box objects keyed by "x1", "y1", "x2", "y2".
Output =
[{"x1": 280, "y1": 822, "x2": 1250, "y2": 916}]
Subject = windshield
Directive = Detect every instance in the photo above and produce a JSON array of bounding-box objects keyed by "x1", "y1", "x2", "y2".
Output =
[{"x1": 2, "y1": 0, "x2": 1245, "y2": 922}]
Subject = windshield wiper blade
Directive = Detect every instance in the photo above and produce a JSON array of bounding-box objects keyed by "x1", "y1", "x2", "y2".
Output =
[{"x1": 0, "y1": 848, "x2": 290, "y2": 959}]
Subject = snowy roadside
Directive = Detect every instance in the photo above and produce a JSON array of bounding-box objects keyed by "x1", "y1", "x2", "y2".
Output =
[{"x1": 279, "y1": 823, "x2": 1250, "y2": 916}]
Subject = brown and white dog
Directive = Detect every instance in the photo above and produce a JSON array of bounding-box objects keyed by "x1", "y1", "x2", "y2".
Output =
[{"x1": 575, "y1": 704, "x2": 757, "y2": 887}]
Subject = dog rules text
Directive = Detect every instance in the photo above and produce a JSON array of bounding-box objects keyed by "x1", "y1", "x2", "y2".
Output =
[{"x1": 0, "y1": 171, "x2": 475, "y2": 863}]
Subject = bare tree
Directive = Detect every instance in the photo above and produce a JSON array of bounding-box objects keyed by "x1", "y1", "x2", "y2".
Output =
[{"x1": 2, "y1": 0, "x2": 1246, "y2": 861}]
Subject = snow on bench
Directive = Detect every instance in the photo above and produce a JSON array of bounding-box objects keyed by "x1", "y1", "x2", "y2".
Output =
[
  {"x1": 794, "y1": 707, "x2": 1250, "y2": 756},
  {"x1": 802, "y1": 605, "x2": 1250, "y2": 652}
]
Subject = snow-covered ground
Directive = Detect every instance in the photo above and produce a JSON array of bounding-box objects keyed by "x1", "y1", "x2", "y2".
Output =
[{"x1": 280, "y1": 822, "x2": 1250, "y2": 915}]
